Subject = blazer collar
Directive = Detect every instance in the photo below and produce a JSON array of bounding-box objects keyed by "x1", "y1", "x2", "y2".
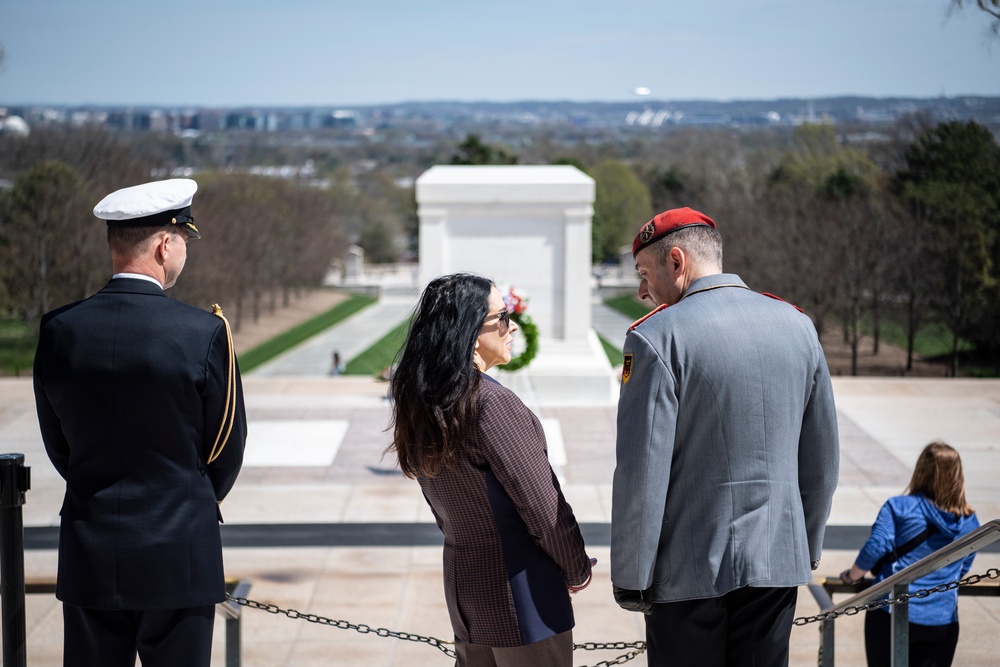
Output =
[{"x1": 478, "y1": 371, "x2": 501, "y2": 385}]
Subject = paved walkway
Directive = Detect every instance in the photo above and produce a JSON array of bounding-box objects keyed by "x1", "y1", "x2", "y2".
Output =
[
  {"x1": 591, "y1": 301, "x2": 635, "y2": 353},
  {"x1": 251, "y1": 295, "x2": 418, "y2": 376},
  {"x1": 6, "y1": 297, "x2": 1000, "y2": 666}
]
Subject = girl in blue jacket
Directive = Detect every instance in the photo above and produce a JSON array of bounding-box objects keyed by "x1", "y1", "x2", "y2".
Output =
[{"x1": 841, "y1": 441, "x2": 979, "y2": 667}]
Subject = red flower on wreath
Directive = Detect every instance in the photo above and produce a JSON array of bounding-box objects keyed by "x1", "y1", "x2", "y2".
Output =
[
  {"x1": 499, "y1": 286, "x2": 538, "y2": 372},
  {"x1": 503, "y1": 287, "x2": 528, "y2": 315}
]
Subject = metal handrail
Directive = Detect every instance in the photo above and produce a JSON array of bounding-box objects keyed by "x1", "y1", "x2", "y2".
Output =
[
  {"x1": 825, "y1": 518, "x2": 1000, "y2": 614},
  {"x1": 813, "y1": 517, "x2": 1000, "y2": 667}
]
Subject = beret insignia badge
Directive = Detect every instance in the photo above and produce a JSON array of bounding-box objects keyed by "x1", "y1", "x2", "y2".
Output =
[
  {"x1": 622, "y1": 354, "x2": 633, "y2": 385},
  {"x1": 638, "y1": 221, "x2": 656, "y2": 244}
]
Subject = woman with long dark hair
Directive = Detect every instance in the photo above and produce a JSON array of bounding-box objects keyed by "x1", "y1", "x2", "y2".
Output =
[
  {"x1": 841, "y1": 441, "x2": 980, "y2": 667},
  {"x1": 389, "y1": 273, "x2": 593, "y2": 666}
]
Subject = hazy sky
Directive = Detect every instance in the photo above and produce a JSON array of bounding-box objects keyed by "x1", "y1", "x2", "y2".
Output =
[{"x1": 1, "y1": 0, "x2": 996, "y2": 106}]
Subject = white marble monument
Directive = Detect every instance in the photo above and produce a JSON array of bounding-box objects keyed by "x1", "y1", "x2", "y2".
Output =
[
  {"x1": 416, "y1": 165, "x2": 617, "y2": 403},
  {"x1": 343, "y1": 245, "x2": 365, "y2": 283}
]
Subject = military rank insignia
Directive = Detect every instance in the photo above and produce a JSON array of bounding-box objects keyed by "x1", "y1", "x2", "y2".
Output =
[{"x1": 622, "y1": 354, "x2": 633, "y2": 385}]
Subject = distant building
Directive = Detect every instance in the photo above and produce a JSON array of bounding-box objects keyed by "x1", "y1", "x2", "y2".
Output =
[
  {"x1": 0, "y1": 115, "x2": 30, "y2": 137},
  {"x1": 225, "y1": 110, "x2": 279, "y2": 131},
  {"x1": 322, "y1": 110, "x2": 357, "y2": 129}
]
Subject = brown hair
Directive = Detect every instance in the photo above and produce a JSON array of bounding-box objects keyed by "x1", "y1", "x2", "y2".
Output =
[
  {"x1": 107, "y1": 225, "x2": 161, "y2": 256},
  {"x1": 905, "y1": 441, "x2": 974, "y2": 517},
  {"x1": 106, "y1": 225, "x2": 185, "y2": 258}
]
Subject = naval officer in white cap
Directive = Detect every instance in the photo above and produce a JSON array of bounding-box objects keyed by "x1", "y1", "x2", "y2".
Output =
[{"x1": 33, "y1": 179, "x2": 247, "y2": 667}]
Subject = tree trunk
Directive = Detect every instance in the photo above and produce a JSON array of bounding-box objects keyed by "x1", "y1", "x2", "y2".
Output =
[
  {"x1": 906, "y1": 290, "x2": 916, "y2": 373},
  {"x1": 871, "y1": 287, "x2": 881, "y2": 355},
  {"x1": 234, "y1": 295, "x2": 244, "y2": 332},
  {"x1": 951, "y1": 337, "x2": 959, "y2": 378},
  {"x1": 850, "y1": 292, "x2": 860, "y2": 376}
]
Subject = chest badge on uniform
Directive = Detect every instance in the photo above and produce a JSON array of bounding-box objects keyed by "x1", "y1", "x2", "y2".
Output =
[{"x1": 622, "y1": 354, "x2": 633, "y2": 385}]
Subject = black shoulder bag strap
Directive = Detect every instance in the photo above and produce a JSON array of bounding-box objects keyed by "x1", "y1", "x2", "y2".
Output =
[{"x1": 871, "y1": 524, "x2": 937, "y2": 574}]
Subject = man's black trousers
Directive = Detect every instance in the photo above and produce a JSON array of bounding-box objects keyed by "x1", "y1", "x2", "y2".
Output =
[{"x1": 644, "y1": 585, "x2": 798, "y2": 667}]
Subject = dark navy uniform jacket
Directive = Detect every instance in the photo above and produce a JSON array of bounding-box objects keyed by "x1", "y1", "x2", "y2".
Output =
[
  {"x1": 33, "y1": 277, "x2": 247, "y2": 610},
  {"x1": 417, "y1": 374, "x2": 591, "y2": 647}
]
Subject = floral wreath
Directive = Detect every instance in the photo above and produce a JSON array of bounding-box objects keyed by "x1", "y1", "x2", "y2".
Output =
[{"x1": 499, "y1": 286, "x2": 538, "y2": 372}]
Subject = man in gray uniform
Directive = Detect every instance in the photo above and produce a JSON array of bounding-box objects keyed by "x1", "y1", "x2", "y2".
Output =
[{"x1": 610, "y1": 207, "x2": 839, "y2": 666}]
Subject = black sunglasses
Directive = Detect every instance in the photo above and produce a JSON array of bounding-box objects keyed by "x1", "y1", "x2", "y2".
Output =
[{"x1": 485, "y1": 309, "x2": 510, "y2": 331}]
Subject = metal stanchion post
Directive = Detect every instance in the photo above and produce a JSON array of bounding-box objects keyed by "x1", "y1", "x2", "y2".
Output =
[
  {"x1": 0, "y1": 453, "x2": 31, "y2": 667},
  {"x1": 891, "y1": 582, "x2": 909, "y2": 667}
]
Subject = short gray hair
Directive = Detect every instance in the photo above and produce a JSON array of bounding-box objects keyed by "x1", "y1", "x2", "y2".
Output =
[{"x1": 650, "y1": 226, "x2": 723, "y2": 270}]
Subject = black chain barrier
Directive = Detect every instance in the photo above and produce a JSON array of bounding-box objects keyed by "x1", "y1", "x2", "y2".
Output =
[
  {"x1": 573, "y1": 641, "x2": 647, "y2": 666},
  {"x1": 228, "y1": 570, "x2": 998, "y2": 664},
  {"x1": 226, "y1": 593, "x2": 646, "y2": 666},
  {"x1": 792, "y1": 567, "x2": 1000, "y2": 626}
]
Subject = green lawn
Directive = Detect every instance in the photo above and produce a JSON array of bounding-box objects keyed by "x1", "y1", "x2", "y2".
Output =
[
  {"x1": 344, "y1": 320, "x2": 410, "y2": 377},
  {"x1": 238, "y1": 293, "x2": 376, "y2": 372},
  {"x1": 861, "y1": 318, "x2": 972, "y2": 359},
  {"x1": 597, "y1": 333, "x2": 623, "y2": 366},
  {"x1": 604, "y1": 294, "x2": 655, "y2": 321},
  {"x1": 0, "y1": 319, "x2": 36, "y2": 377},
  {"x1": 1, "y1": 292, "x2": 378, "y2": 377}
]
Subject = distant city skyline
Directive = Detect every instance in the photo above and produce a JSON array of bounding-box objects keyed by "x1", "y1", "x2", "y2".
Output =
[{"x1": 1, "y1": 1, "x2": 997, "y2": 107}]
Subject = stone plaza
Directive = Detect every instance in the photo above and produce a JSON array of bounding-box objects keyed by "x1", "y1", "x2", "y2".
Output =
[{"x1": 6, "y1": 302, "x2": 1000, "y2": 665}]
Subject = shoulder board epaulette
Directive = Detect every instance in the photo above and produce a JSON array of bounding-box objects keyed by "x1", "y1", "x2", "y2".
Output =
[
  {"x1": 761, "y1": 292, "x2": 804, "y2": 314},
  {"x1": 630, "y1": 304, "x2": 668, "y2": 330}
]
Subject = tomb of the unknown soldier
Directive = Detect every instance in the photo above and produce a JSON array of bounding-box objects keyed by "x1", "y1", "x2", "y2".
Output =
[{"x1": 416, "y1": 165, "x2": 618, "y2": 404}]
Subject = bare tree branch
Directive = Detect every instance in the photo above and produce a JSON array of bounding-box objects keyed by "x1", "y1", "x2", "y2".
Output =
[{"x1": 951, "y1": 0, "x2": 1000, "y2": 35}]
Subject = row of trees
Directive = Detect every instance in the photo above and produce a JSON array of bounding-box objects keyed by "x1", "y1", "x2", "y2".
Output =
[
  {"x1": 0, "y1": 128, "x2": 352, "y2": 334},
  {"x1": 745, "y1": 120, "x2": 1000, "y2": 377},
  {"x1": 665, "y1": 120, "x2": 1000, "y2": 377},
  {"x1": 2, "y1": 118, "x2": 999, "y2": 376},
  {"x1": 436, "y1": 121, "x2": 1000, "y2": 376},
  {"x1": 455, "y1": 119, "x2": 1000, "y2": 375}
]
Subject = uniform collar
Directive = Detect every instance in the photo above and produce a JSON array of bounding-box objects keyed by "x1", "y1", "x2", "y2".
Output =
[
  {"x1": 681, "y1": 273, "x2": 748, "y2": 300},
  {"x1": 112, "y1": 272, "x2": 163, "y2": 289},
  {"x1": 105, "y1": 276, "x2": 167, "y2": 295}
]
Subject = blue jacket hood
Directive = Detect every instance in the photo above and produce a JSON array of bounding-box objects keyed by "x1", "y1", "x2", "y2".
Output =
[{"x1": 917, "y1": 495, "x2": 976, "y2": 539}]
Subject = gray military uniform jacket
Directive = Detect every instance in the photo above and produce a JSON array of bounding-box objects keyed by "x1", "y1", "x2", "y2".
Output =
[{"x1": 611, "y1": 273, "x2": 839, "y2": 602}]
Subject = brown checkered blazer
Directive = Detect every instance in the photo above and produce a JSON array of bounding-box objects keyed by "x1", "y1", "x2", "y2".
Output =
[{"x1": 417, "y1": 374, "x2": 592, "y2": 647}]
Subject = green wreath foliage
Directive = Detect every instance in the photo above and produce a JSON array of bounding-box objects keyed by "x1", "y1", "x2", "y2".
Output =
[{"x1": 500, "y1": 312, "x2": 538, "y2": 372}]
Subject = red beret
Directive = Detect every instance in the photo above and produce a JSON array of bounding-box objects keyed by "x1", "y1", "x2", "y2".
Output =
[{"x1": 632, "y1": 207, "x2": 716, "y2": 258}]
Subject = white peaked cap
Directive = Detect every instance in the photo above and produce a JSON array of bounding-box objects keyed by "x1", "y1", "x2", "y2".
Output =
[{"x1": 94, "y1": 179, "x2": 198, "y2": 221}]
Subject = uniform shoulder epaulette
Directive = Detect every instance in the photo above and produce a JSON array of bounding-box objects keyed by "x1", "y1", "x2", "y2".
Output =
[
  {"x1": 760, "y1": 292, "x2": 804, "y2": 314},
  {"x1": 630, "y1": 304, "x2": 668, "y2": 331}
]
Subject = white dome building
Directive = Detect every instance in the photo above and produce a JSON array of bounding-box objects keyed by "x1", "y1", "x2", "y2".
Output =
[{"x1": 0, "y1": 116, "x2": 31, "y2": 138}]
